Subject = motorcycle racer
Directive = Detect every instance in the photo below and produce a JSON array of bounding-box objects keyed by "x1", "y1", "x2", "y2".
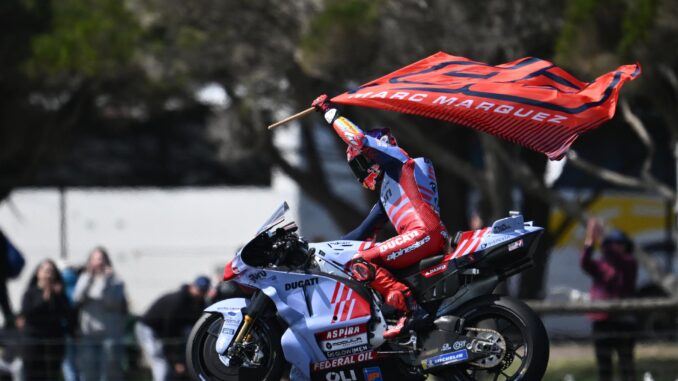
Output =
[{"x1": 311, "y1": 94, "x2": 449, "y2": 338}]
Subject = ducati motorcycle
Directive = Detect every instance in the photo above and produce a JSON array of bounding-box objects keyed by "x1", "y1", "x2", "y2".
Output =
[{"x1": 187, "y1": 202, "x2": 549, "y2": 381}]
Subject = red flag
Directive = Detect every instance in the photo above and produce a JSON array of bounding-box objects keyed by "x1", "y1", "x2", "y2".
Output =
[{"x1": 331, "y1": 52, "x2": 640, "y2": 160}]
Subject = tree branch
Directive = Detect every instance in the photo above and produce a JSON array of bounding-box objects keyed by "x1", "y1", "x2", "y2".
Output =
[
  {"x1": 621, "y1": 99, "x2": 654, "y2": 175},
  {"x1": 484, "y1": 138, "x2": 588, "y2": 222},
  {"x1": 566, "y1": 150, "x2": 676, "y2": 201}
]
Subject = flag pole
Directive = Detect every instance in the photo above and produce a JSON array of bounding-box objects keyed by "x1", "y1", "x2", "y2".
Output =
[{"x1": 267, "y1": 107, "x2": 315, "y2": 130}]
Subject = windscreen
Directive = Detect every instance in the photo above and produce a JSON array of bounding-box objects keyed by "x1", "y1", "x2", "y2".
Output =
[{"x1": 255, "y1": 202, "x2": 290, "y2": 235}]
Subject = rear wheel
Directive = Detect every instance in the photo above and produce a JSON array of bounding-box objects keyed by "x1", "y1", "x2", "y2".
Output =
[
  {"x1": 437, "y1": 296, "x2": 549, "y2": 381},
  {"x1": 186, "y1": 313, "x2": 284, "y2": 381}
]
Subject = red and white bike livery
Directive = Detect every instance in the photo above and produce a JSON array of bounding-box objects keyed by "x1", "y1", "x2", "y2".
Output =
[{"x1": 187, "y1": 202, "x2": 549, "y2": 381}]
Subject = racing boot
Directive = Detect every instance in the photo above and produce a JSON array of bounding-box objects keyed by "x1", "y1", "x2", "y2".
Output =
[{"x1": 383, "y1": 290, "x2": 426, "y2": 339}]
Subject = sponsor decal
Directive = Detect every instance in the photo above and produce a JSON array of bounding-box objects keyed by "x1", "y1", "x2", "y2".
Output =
[
  {"x1": 363, "y1": 367, "x2": 383, "y2": 381},
  {"x1": 319, "y1": 325, "x2": 366, "y2": 340},
  {"x1": 312, "y1": 351, "x2": 378, "y2": 371},
  {"x1": 328, "y1": 241, "x2": 355, "y2": 247},
  {"x1": 508, "y1": 239, "x2": 524, "y2": 252},
  {"x1": 478, "y1": 235, "x2": 511, "y2": 250},
  {"x1": 326, "y1": 337, "x2": 362, "y2": 350},
  {"x1": 386, "y1": 235, "x2": 431, "y2": 261},
  {"x1": 453, "y1": 340, "x2": 467, "y2": 350},
  {"x1": 220, "y1": 327, "x2": 235, "y2": 335},
  {"x1": 284, "y1": 277, "x2": 319, "y2": 291},
  {"x1": 422, "y1": 349, "x2": 469, "y2": 369},
  {"x1": 422, "y1": 263, "x2": 448, "y2": 278},
  {"x1": 322, "y1": 334, "x2": 368, "y2": 351},
  {"x1": 325, "y1": 370, "x2": 357, "y2": 381},
  {"x1": 492, "y1": 223, "x2": 512, "y2": 233},
  {"x1": 226, "y1": 311, "x2": 237, "y2": 316},
  {"x1": 248, "y1": 270, "x2": 267, "y2": 283},
  {"x1": 379, "y1": 231, "x2": 420, "y2": 253},
  {"x1": 326, "y1": 345, "x2": 370, "y2": 358},
  {"x1": 441, "y1": 343, "x2": 451, "y2": 351}
]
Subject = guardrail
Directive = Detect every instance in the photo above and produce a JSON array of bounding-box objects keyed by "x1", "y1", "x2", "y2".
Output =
[{"x1": 525, "y1": 297, "x2": 678, "y2": 314}]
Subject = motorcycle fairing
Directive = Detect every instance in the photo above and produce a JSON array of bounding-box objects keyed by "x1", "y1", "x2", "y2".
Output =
[
  {"x1": 204, "y1": 297, "x2": 249, "y2": 363},
  {"x1": 233, "y1": 269, "x2": 382, "y2": 367},
  {"x1": 446, "y1": 213, "x2": 541, "y2": 262},
  {"x1": 310, "y1": 240, "x2": 363, "y2": 278}
]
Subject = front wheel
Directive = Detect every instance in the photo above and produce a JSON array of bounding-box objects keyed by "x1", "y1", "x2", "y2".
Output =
[
  {"x1": 437, "y1": 295, "x2": 549, "y2": 381},
  {"x1": 186, "y1": 312, "x2": 284, "y2": 381}
]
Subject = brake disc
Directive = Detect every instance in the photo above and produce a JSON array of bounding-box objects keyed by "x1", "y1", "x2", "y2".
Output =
[{"x1": 465, "y1": 327, "x2": 507, "y2": 369}]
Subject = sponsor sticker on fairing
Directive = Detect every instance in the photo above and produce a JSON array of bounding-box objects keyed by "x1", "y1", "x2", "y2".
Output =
[
  {"x1": 319, "y1": 325, "x2": 367, "y2": 340},
  {"x1": 323, "y1": 335, "x2": 368, "y2": 351},
  {"x1": 326, "y1": 345, "x2": 370, "y2": 358},
  {"x1": 317, "y1": 324, "x2": 369, "y2": 355},
  {"x1": 422, "y1": 262, "x2": 448, "y2": 278},
  {"x1": 363, "y1": 367, "x2": 383, "y2": 381},
  {"x1": 312, "y1": 351, "x2": 378, "y2": 371},
  {"x1": 324, "y1": 369, "x2": 357, "y2": 381},
  {"x1": 422, "y1": 349, "x2": 469, "y2": 369}
]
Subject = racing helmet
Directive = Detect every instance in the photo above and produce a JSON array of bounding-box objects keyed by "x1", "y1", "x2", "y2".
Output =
[{"x1": 346, "y1": 128, "x2": 397, "y2": 190}]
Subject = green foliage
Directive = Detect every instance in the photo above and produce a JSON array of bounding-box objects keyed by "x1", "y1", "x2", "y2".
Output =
[
  {"x1": 619, "y1": 0, "x2": 658, "y2": 56},
  {"x1": 301, "y1": 0, "x2": 379, "y2": 54},
  {"x1": 25, "y1": 0, "x2": 141, "y2": 78},
  {"x1": 298, "y1": 0, "x2": 381, "y2": 79},
  {"x1": 555, "y1": 0, "x2": 600, "y2": 58},
  {"x1": 556, "y1": 0, "x2": 659, "y2": 62}
]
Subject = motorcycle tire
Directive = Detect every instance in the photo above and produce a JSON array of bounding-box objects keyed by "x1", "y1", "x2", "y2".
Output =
[
  {"x1": 186, "y1": 312, "x2": 284, "y2": 381},
  {"x1": 437, "y1": 295, "x2": 549, "y2": 381}
]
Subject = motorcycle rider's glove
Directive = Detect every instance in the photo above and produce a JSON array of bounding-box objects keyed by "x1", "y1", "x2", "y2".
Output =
[
  {"x1": 347, "y1": 258, "x2": 375, "y2": 283},
  {"x1": 311, "y1": 94, "x2": 332, "y2": 113}
]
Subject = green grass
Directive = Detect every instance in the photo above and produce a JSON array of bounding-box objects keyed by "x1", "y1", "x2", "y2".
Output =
[{"x1": 545, "y1": 343, "x2": 678, "y2": 381}]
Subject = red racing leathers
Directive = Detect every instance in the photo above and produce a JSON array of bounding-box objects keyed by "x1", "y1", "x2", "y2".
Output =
[{"x1": 323, "y1": 109, "x2": 449, "y2": 326}]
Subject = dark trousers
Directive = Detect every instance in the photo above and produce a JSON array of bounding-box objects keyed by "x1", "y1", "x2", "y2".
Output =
[
  {"x1": 0, "y1": 280, "x2": 14, "y2": 329},
  {"x1": 592, "y1": 320, "x2": 636, "y2": 381},
  {"x1": 21, "y1": 336, "x2": 65, "y2": 381}
]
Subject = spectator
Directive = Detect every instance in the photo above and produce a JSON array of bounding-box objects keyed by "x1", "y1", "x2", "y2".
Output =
[
  {"x1": 1, "y1": 229, "x2": 23, "y2": 330},
  {"x1": 580, "y1": 218, "x2": 638, "y2": 381},
  {"x1": 19, "y1": 259, "x2": 74, "y2": 381},
  {"x1": 135, "y1": 276, "x2": 210, "y2": 381},
  {"x1": 61, "y1": 264, "x2": 82, "y2": 381},
  {"x1": 73, "y1": 247, "x2": 127, "y2": 381}
]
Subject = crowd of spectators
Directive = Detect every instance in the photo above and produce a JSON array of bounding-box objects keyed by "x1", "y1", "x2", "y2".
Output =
[
  {"x1": 0, "y1": 237, "x2": 212, "y2": 381},
  {"x1": 0, "y1": 219, "x2": 645, "y2": 381}
]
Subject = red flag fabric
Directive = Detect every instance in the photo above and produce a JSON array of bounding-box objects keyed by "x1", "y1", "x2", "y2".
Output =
[{"x1": 331, "y1": 52, "x2": 640, "y2": 160}]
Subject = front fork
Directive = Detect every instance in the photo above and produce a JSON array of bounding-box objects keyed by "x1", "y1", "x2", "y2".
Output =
[{"x1": 227, "y1": 291, "x2": 272, "y2": 359}]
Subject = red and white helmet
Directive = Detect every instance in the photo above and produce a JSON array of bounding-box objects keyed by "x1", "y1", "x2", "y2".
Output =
[{"x1": 346, "y1": 128, "x2": 397, "y2": 190}]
